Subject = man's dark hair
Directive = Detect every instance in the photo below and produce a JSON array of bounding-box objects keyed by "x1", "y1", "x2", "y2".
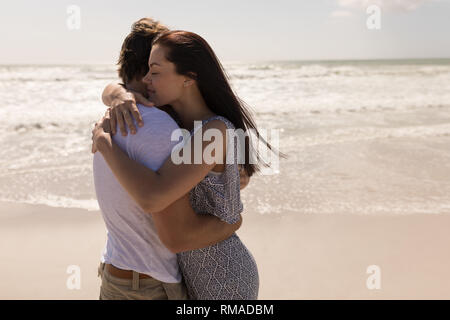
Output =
[{"x1": 117, "y1": 18, "x2": 169, "y2": 84}]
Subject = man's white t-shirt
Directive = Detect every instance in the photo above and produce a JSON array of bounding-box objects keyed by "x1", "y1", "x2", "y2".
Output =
[{"x1": 93, "y1": 104, "x2": 182, "y2": 283}]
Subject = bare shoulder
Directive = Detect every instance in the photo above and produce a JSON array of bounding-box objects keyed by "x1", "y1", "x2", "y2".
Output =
[
  {"x1": 203, "y1": 119, "x2": 228, "y2": 134},
  {"x1": 203, "y1": 119, "x2": 229, "y2": 145}
]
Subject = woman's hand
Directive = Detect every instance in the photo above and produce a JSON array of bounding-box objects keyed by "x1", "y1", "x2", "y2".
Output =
[
  {"x1": 91, "y1": 109, "x2": 113, "y2": 154},
  {"x1": 102, "y1": 83, "x2": 154, "y2": 136},
  {"x1": 239, "y1": 165, "x2": 250, "y2": 190}
]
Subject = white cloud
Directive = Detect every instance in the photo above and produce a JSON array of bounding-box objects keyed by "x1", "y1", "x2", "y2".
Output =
[{"x1": 337, "y1": 0, "x2": 435, "y2": 12}]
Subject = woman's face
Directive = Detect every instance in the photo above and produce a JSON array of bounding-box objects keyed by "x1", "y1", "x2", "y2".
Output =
[{"x1": 143, "y1": 44, "x2": 186, "y2": 106}]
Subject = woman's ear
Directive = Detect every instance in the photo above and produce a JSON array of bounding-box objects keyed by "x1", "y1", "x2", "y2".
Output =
[
  {"x1": 183, "y1": 79, "x2": 193, "y2": 87},
  {"x1": 183, "y1": 72, "x2": 198, "y2": 87}
]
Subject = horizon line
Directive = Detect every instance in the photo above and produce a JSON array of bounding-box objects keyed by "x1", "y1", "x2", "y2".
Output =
[{"x1": 1, "y1": 57, "x2": 450, "y2": 67}]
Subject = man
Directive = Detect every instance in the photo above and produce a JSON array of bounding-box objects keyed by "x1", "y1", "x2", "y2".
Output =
[{"x1": 93, "y1": 18, "x2": 243, "y2": 300}]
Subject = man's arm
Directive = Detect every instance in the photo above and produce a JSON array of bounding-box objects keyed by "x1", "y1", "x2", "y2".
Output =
[{"x1": 150, "y1": 193, "x2": 242, "y2": 254}]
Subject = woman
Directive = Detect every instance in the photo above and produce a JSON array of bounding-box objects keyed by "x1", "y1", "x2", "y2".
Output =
[
  {"x1": 92, "y1": 30, "x2": 281, "y2": 299},
  {"x1": 94, "y1": 18, "x2": 250, "y2": 301}
]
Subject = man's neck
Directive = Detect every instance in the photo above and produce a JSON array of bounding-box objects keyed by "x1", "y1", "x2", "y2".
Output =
[{"x1": 125, "y1": 79, "x2": 147, "y2": 98}]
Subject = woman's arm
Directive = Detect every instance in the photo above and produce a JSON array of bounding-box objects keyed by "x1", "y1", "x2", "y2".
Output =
[
  {"x1": 94, "y1": 116, "x2": 229, "y2": 214},
  {"x1": 102, "y1": 83, "x2": 126, "y2": 107},
  {"x1": 91, "y1": 114, "x2": 241, "y2": 254},
  {"x1": 152, "y1": 193, "x2": 242, "y2": 254},
  {"x1": 102, "y1": 83, "x2": 154, "y2": 136}
]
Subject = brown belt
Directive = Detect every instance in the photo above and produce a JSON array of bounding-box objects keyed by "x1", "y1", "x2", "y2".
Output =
[{"x1": 105, "y1": 263, "x2": 153, "y2": 280}]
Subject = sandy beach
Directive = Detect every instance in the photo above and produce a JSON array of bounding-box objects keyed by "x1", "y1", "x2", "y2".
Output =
[{"x1": 1, "y1": 200, "x2": 449, "y2": 300}]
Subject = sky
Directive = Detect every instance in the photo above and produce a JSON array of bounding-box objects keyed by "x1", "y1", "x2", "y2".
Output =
[{"x1": 0, "y1": 0, "x2": 449, "y2": 64}]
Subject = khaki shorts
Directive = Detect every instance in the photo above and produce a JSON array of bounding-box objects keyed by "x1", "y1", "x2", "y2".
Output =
[{"x1": 97, "y1": 262, "x2": 189, "y2": 300}]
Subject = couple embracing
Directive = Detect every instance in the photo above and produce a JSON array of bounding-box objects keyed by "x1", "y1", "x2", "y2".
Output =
[{"x1": 91, "y1": 17, "x2": 279, "y2": 300}]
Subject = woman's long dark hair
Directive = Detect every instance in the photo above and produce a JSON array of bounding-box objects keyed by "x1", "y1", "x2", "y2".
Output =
[{"x1": 152, "y1": 30, "x2": 287, "y2": 177}]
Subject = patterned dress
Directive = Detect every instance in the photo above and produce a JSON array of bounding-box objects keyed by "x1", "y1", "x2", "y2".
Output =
[{"x1": 176, "y1": 115, "x2": 259, "y2": 300}]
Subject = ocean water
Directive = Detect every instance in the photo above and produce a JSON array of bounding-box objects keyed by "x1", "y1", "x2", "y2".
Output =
[{"x1": 0, "y1": 60, "x2": 449, "y2": 215}]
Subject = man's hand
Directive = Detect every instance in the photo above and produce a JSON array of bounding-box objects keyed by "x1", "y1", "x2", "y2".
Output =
[
  {"x1": 239, "y1": 165, "x2": 250, "y2": 190},
  {"x1": 233, "y1": 214, "x2": 243, "y2": 232},
  {"x1": 102, "y1": 83, "x2": 154, "y2": 136},
  {"x1": 91, "y1": 109, "x2": 113, "y2": 154}
]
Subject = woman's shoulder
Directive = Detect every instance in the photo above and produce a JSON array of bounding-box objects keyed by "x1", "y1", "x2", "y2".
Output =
[
  {"x1": 203, "y1": 115, "x2": 235, "y2": 129},
  {"x1": 190, "y1": 114, "x2": 235, "y2": 137},
  {"x1": 201, "y1": 116, "x2": 236, "y2": 143}
]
